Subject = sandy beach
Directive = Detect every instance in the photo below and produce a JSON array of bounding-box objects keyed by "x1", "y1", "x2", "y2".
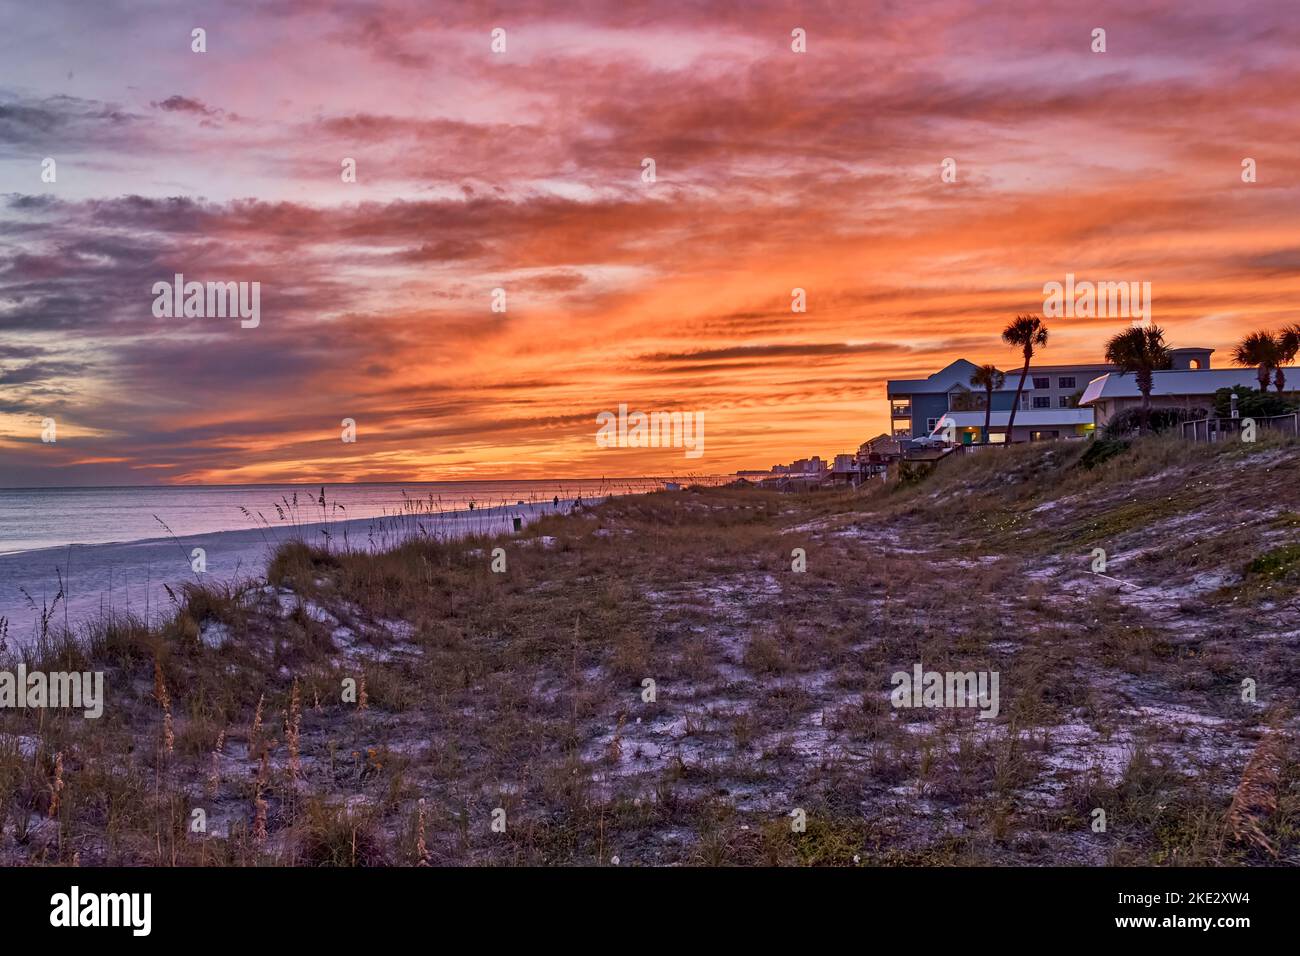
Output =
[{"x1": 0, "y1": 499, "x2": 582, "y2": 643}]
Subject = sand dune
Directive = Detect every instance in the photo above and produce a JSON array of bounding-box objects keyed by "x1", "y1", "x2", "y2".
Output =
[{"x1": 0, "y1": 499, "x2": 582, "y2": 644}]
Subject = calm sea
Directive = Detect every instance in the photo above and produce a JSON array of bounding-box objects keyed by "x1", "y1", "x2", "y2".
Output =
[{"x1": 0, "y1": 478, "x2": 721, "y2": 555}]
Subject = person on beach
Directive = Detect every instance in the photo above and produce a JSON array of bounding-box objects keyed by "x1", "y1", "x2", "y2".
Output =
[{"x1": 553, "y1": 495, "x2": 559, "y2": 507}]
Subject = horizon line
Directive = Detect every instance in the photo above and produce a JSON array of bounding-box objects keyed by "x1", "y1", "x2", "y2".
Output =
[{"x1": 0, "y1": 474, "x2": 737, "y2": 493}]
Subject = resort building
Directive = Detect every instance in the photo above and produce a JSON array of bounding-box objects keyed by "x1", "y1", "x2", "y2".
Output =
[
  {"x1": 888, "y1": 347, "x2": 1216, "y2": 441},
  {"x1": 1080, "y1": 362, "x2": 1293, "y2": 428}
]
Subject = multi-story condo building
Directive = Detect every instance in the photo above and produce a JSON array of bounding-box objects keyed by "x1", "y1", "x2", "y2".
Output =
[{"x1": 886, "y1": 347, "x2": 1214, "y2": 441}]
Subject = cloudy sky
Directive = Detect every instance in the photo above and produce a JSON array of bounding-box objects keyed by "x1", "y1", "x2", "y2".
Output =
[{"x1": 2, "y1": 0, "x2": 1299, "y2": 485}]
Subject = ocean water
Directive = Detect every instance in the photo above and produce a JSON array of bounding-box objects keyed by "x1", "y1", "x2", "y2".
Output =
[{"x1": 0, "y1": 478, "x2": 717, "y2": 555}]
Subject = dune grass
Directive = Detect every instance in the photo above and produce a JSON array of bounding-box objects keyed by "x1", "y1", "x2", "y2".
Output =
[{"x1": 1, "y1": 440, "x2": 1297, "y2": 866}]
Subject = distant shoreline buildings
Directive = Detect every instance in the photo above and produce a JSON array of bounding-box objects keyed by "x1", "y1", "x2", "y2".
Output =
[
  {"x1": 769, "y1": 456, "x2": 828, "y2": 475},
  {"x1": 735, "y1": 341, "x2": 1297, "y2": 485}
]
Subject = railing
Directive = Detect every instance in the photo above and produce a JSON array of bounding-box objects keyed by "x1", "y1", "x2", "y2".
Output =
[
  {"x1": 902, "y1": 445, "x2": 955, "y2": 462},
  {"x1": 1181, "y1": 413, "x2": 1299, "y2": 442}
]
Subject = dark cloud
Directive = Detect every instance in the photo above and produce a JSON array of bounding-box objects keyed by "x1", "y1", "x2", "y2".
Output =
[
  {"x1": 0, "y1": 93, "x2": 140, "y2": 154},
  {"x1": 0, "y1": 359, "x2": 87, "y2": 385},
  {"x1": 642, "y1": 343, "x2": 902, "y2": 363},
  {"x1": 152, "y1": 95, "x2": 217, "y2": 116}
]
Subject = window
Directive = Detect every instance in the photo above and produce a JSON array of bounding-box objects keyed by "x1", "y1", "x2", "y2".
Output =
[
  {"x1": 1032, "y1": 397, "x2": 1051, "y2": 409},
  {"x1": 1059, "y1": 396, "x2": 1072, "y2": 407},
  {"x1": 1189, "y1": 359, "x2": 1202, "y2": 369},
  {"x1": 926, "y1": 417, "x2": 939, "y2": 432},
  {"x1": 1033, "y1": 376, "x2": 1050, "y2": 389},
  {"x1": 1030, "y1": 430, "x2": 1060, "y2": 441},
  {"x1": 1058, "y1": 376, "x2": 1076, "y2": 389}
]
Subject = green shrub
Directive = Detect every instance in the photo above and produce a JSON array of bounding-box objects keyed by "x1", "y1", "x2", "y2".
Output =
[
  {"x1": 1078, "y1": 436, "x2": 1129, "y2": 469},
  {"x1": 1103, "y1": 405, "x2": 1206, "y2": 436},
  {"x1": 1245, "y1": 543, "x2": 1300, "y2": 581},
  {"x1": 1213, "y1": 386, "x2": 1296, "y2": 419}
]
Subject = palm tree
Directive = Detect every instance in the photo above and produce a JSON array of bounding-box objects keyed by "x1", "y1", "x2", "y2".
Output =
[
  {"x1": 1001, "y1": 314, "x2": 1049, "y2": 443},
  {"x1": 1103, "y1": 325, "x2": 1172, "y2": 433},
  {"x1": 1233, "y1": 331, "x2": 1282, "y2": 392},
  {"x1": 969, "y1": 364, "x2": 1005, "y2": 444},
  {"x1": 1275, "y1": 323, "x2": 1300, "y2": 393}
]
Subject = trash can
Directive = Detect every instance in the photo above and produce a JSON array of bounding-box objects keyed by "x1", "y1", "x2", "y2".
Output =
[{"x1": 512, "y1": 516, "x2": 522, "y2": 532}]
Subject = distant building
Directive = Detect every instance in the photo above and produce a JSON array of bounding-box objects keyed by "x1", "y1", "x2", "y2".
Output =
[
  {"x1": 854, "y1": 434, "x2": 903, "y2": 478},
  {"x1": 858, "y1": 434, "x2": 900, "y2": 457},
  {"x1": 772, "y1": 455, "x2": 828, "y2": 475}
]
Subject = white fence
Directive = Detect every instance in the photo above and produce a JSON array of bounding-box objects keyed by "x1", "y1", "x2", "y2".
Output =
[{"x1": 1181, "y1": 413, "x2": 1298, "y2": 442}]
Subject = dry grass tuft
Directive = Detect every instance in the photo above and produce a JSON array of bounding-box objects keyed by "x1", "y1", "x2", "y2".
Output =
[{"x1": 1226, "y1": 719, "x2": 1290, "y2": 858}]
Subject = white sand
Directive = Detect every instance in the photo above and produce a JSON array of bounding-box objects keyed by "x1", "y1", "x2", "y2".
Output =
[{"x1": 0, "y1": 499, "x2": 586, "y2": 645}]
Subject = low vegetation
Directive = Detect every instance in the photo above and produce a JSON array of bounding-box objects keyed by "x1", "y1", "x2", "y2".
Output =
[{"x1": 2, "y1": 434, "x2": 1297, "y2": 865}]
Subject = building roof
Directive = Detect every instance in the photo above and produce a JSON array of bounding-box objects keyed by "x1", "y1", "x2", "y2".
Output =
[
  {"x1": 889, "y1": 358, "x2": 1029, "y2": 392},
  {"x1": 893, "y1": 350, "x2": 1216, "y2": 398},
  {"x1": 1078, "y1": 367, "x2": 1296, "y2": 406},
  {"x1": 887, "y1": 359, "x2": 1016, "y2": 394},
  {"x1": 933, "y1": 409, "x2": 1095, "y2": 434},
  {"x1": 889, "y1": 358, "x2": 1119, "y2": 395}
]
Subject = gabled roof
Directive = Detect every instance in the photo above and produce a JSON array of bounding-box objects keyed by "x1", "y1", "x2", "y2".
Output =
[
  {"x1": 1078, "y1": 368, "x2": 1296, "y2": 405},
  {"x1": 887, "y1": 359, "x2": 1019, "y2": 394},
  {"x1": 887, "y1": 358, "x2": 1121, "y2": 395}
]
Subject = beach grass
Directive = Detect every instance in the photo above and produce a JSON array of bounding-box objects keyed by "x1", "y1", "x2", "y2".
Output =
[{"x1": 1, "y1": 438, "x2": 1298, "y2": 865}]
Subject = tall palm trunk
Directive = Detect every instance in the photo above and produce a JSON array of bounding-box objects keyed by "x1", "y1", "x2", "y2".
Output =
[
  {"x1": 1004, "y1": 354, "x2": 1030, "y2": 442},
  {"x1": 1137, "y1": 368, "x2": 1153, "y2": 434},
  {"x1": 1258, "y1": 366, "x2": 1270, "y2": 392},
  {"x1": 981, "y1": 385, "x2": 994, "y2": 443}
]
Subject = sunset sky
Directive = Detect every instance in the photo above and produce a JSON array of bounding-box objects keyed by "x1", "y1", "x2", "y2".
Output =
[{"x1": 2, "y1": 0, "x2": 1299, "y2": 485}]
